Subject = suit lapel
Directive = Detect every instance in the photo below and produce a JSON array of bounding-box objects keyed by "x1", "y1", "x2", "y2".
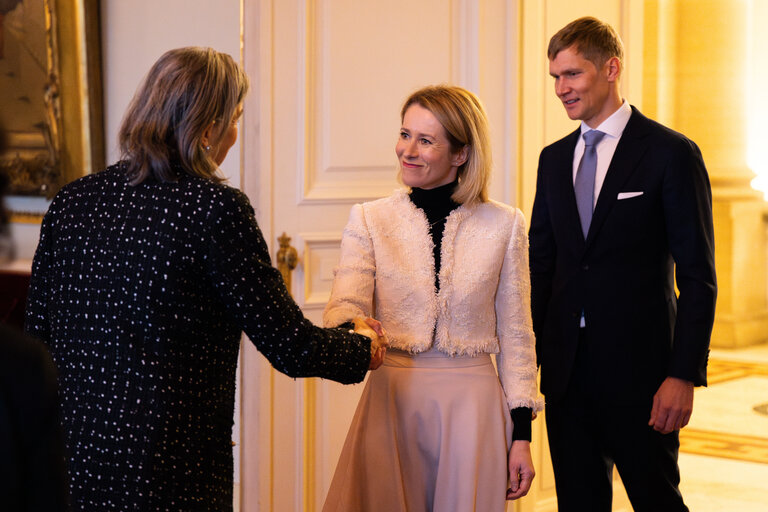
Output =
[
  {"x1": 552, "y1": 129, "x2": 586, "y2": 249},
  {"x1": 585, "y1": 108, "x2": 651, "y2": 247}
]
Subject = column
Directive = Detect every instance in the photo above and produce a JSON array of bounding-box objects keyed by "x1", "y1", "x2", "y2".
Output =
[{"x1": 652, "y1": 0, "x2": 768, "y2": 347}]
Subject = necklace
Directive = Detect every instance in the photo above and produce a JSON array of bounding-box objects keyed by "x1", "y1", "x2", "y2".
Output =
[{"x1": 429, "y1": 217, "x2": 446, "y2": 229}]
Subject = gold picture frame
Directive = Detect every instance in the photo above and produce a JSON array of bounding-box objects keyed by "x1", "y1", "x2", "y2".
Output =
[{"x1": 1, "y1": 0, "x2": 103, "y2": 221}]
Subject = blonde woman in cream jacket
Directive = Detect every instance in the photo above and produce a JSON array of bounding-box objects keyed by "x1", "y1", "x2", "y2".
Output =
[{"x1": 322, "y1": 85, "x2": 543, "y2": 512}]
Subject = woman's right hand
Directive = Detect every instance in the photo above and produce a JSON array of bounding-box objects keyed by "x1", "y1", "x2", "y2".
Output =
[{"x1": 353, "y1": 317, "x2": 388, "y2": 370}]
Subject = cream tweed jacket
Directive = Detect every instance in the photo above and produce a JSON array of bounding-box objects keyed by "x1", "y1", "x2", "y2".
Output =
[{"x1": 324, "y1": 189, "x2": 543, "y2": 411}]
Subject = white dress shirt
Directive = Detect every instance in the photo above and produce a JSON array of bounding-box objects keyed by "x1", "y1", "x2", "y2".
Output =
[{"x1": 572, "y1": 100, "x2": 633, "y2": 208}]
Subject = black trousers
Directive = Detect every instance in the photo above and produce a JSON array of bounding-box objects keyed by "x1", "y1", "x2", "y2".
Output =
[{"x1": 544, "y1": 329, "x2": 689, "y2": 512}]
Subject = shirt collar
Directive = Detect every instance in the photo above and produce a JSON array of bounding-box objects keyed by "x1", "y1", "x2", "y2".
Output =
[{"x1": 580, "y1": 99, "x2": 632, "y2": 139}]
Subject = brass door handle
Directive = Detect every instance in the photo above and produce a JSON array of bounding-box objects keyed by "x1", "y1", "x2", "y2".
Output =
[{"x1": 276, "y1": 232, "x2": 299, "y2": 293}]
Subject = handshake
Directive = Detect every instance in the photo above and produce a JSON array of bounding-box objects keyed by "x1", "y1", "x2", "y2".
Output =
[{"x1": 352, "y1": 317, "x2": 389, "y2": 370}]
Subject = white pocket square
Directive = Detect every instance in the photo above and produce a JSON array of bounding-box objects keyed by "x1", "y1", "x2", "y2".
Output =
[{"x1": 617, "y1": 191, "x2": 643, "y2": 200}]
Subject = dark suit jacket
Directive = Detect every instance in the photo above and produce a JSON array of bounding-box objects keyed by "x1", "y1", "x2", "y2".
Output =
[
  {"x1": 529, "y1": 107, "x2": 717, "y2": 405},
  {"x1": 0, "y1": 324, "x2": 69, "y2": 511}
]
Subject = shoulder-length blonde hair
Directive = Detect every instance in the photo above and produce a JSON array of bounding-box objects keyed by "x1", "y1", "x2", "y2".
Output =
[
  {"x1": 119, "y1": 47, "x2": 250, "y2": 185},
  {"x1": 399, "y1": 85, "x2": 491, "y2": 204}
]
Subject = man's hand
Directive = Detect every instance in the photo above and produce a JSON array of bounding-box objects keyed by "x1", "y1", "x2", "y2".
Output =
[
  {"x1": 353, "y1": 317, "x2": 388, "y2": 370},
  {"x1": 649, "y1": 377, "x2": 694, "y2": 434},
  {"x1": 506, "y1": 440, "x2": 535, "y2": 500}
]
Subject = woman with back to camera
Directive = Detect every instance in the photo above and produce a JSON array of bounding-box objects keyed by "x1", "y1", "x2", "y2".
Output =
[
  {"x1": 322, "y1": 85, "x2": 543, "y2": 511},
  {"x1": 25, "y1": 46, "x2": 387, "y2": 511}
]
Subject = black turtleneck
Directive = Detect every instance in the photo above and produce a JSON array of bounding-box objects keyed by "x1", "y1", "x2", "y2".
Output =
[
  {"x1": 408, "y1": 179, "x2": 461, "y2": 289},
  {"x1": 407, "y1": 180, "x2": 532, "y2": 442}
]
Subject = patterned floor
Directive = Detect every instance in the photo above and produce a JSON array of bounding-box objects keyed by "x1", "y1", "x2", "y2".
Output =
[
  {"x1": 680, "y1": 358, "x2": 768, "y2": 464},
  {"x1": 680, "y1": 429, "x2": 768, "y2": 465}
]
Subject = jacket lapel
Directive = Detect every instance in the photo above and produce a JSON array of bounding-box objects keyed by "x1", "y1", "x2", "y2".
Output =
[
  {"x1": 585, "y1": 107, "x2": 651, "y2": 247},
  {"x1": 553, "y1": 129, "x2": 586, "y2": 249}
]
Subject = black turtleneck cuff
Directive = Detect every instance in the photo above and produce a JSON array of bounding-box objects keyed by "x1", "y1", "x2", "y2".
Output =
[{"x1": 511, "y1": 407, "x2": 533, "y2": 441}]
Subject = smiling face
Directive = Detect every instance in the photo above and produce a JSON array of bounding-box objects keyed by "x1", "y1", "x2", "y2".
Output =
[
  {"x1": 549, "y1": 45, "x2": 622, "y2": 128},
  {"x1": 396, "y1": 104, "x2": 467, "y2": 190}
]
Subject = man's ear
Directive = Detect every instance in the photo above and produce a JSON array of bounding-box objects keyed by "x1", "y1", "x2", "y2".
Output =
[
  {"x1": 452, "y1": 145, "x2": 469, "y2": 167},
  {"x1": 605, "y1": 56, "x2": 621, "y2": 82}
]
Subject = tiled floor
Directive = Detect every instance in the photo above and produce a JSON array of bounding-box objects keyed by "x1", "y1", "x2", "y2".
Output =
[
  {"x1": 677, "y1": 453, "x2": 768, "y2": 511},
  {"x1": 612, "y1": 343, "x2": 768, "y2": 511},
  {"x1": 711, "y1": 345, "x2": 768, "y2": 366}
]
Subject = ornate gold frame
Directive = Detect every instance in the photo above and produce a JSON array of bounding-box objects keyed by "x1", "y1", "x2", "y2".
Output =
[{"x1": 1, "y1": 0, "x2": 103, "y2": 221}]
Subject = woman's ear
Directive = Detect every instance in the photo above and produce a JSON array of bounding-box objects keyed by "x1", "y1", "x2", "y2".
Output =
[
  {"x1": 452, "y1": 145, "x2": 469, "y2": 167},
  {"x1": 201, "y1": 120, "x2": 216, "y2": 149}
]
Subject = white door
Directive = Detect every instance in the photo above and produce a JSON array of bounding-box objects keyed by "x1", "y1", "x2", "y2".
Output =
[{"x1": 238, "y1": 1, "x2": 527, "y2": 510}]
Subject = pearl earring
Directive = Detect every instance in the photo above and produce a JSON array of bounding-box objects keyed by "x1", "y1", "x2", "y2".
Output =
[{"x1": 204, "y1": 145, "x2": 211, "y2": 152}]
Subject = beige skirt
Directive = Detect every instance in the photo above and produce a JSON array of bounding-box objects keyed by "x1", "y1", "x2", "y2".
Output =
[{"x1": 322, "y1": 348, "x2": 513, "y2": 512}]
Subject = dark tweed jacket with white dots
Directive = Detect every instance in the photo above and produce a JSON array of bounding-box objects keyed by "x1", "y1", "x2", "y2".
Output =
[{"x1": 26, "y1": 162, "x2": 370, "y2": 511}]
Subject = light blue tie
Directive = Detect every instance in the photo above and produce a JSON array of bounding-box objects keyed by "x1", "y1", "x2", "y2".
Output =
[{"x1": 574, "y1": 130, "x2": 606, "y2": 238}]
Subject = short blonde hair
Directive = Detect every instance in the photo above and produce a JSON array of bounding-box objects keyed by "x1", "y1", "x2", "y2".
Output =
[
  {"x1": 119, "y1": 47, "x2": 250, "y2": 184},
  {"x1": 399, "y1": 85, "x2": 491, "y2": 204},
  {"x1": 548, "y1": 16, "x2": 624, "y2": 69}
]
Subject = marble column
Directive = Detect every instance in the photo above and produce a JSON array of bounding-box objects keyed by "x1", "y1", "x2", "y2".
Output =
[{"x1": 644, "y1": 0, "x2": 768, "y2": 347}]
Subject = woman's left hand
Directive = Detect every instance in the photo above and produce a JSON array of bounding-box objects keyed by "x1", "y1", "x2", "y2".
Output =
[{"x1": 506, "y1": 440, "x2": 535, "y2": 500}]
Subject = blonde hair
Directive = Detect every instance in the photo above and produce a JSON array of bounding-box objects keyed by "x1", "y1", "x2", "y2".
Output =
[
  {"x1": 119, "y1": 47, "x2": 250, "y2": 184},
  {"x1": 399, "y1": 85, "x2": 491, "y2": 204},
  {"x1": 548, "y1": 16, "x2": 624, "y2": 69}
]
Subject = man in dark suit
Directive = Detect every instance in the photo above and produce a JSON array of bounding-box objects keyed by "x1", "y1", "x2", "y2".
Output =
[
  {"x1": 0, "y1": 324, "x2": 70, "y2": 511},
  {"x1": 529, "y1": 17, "x2": 716, "y2": 512}
]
